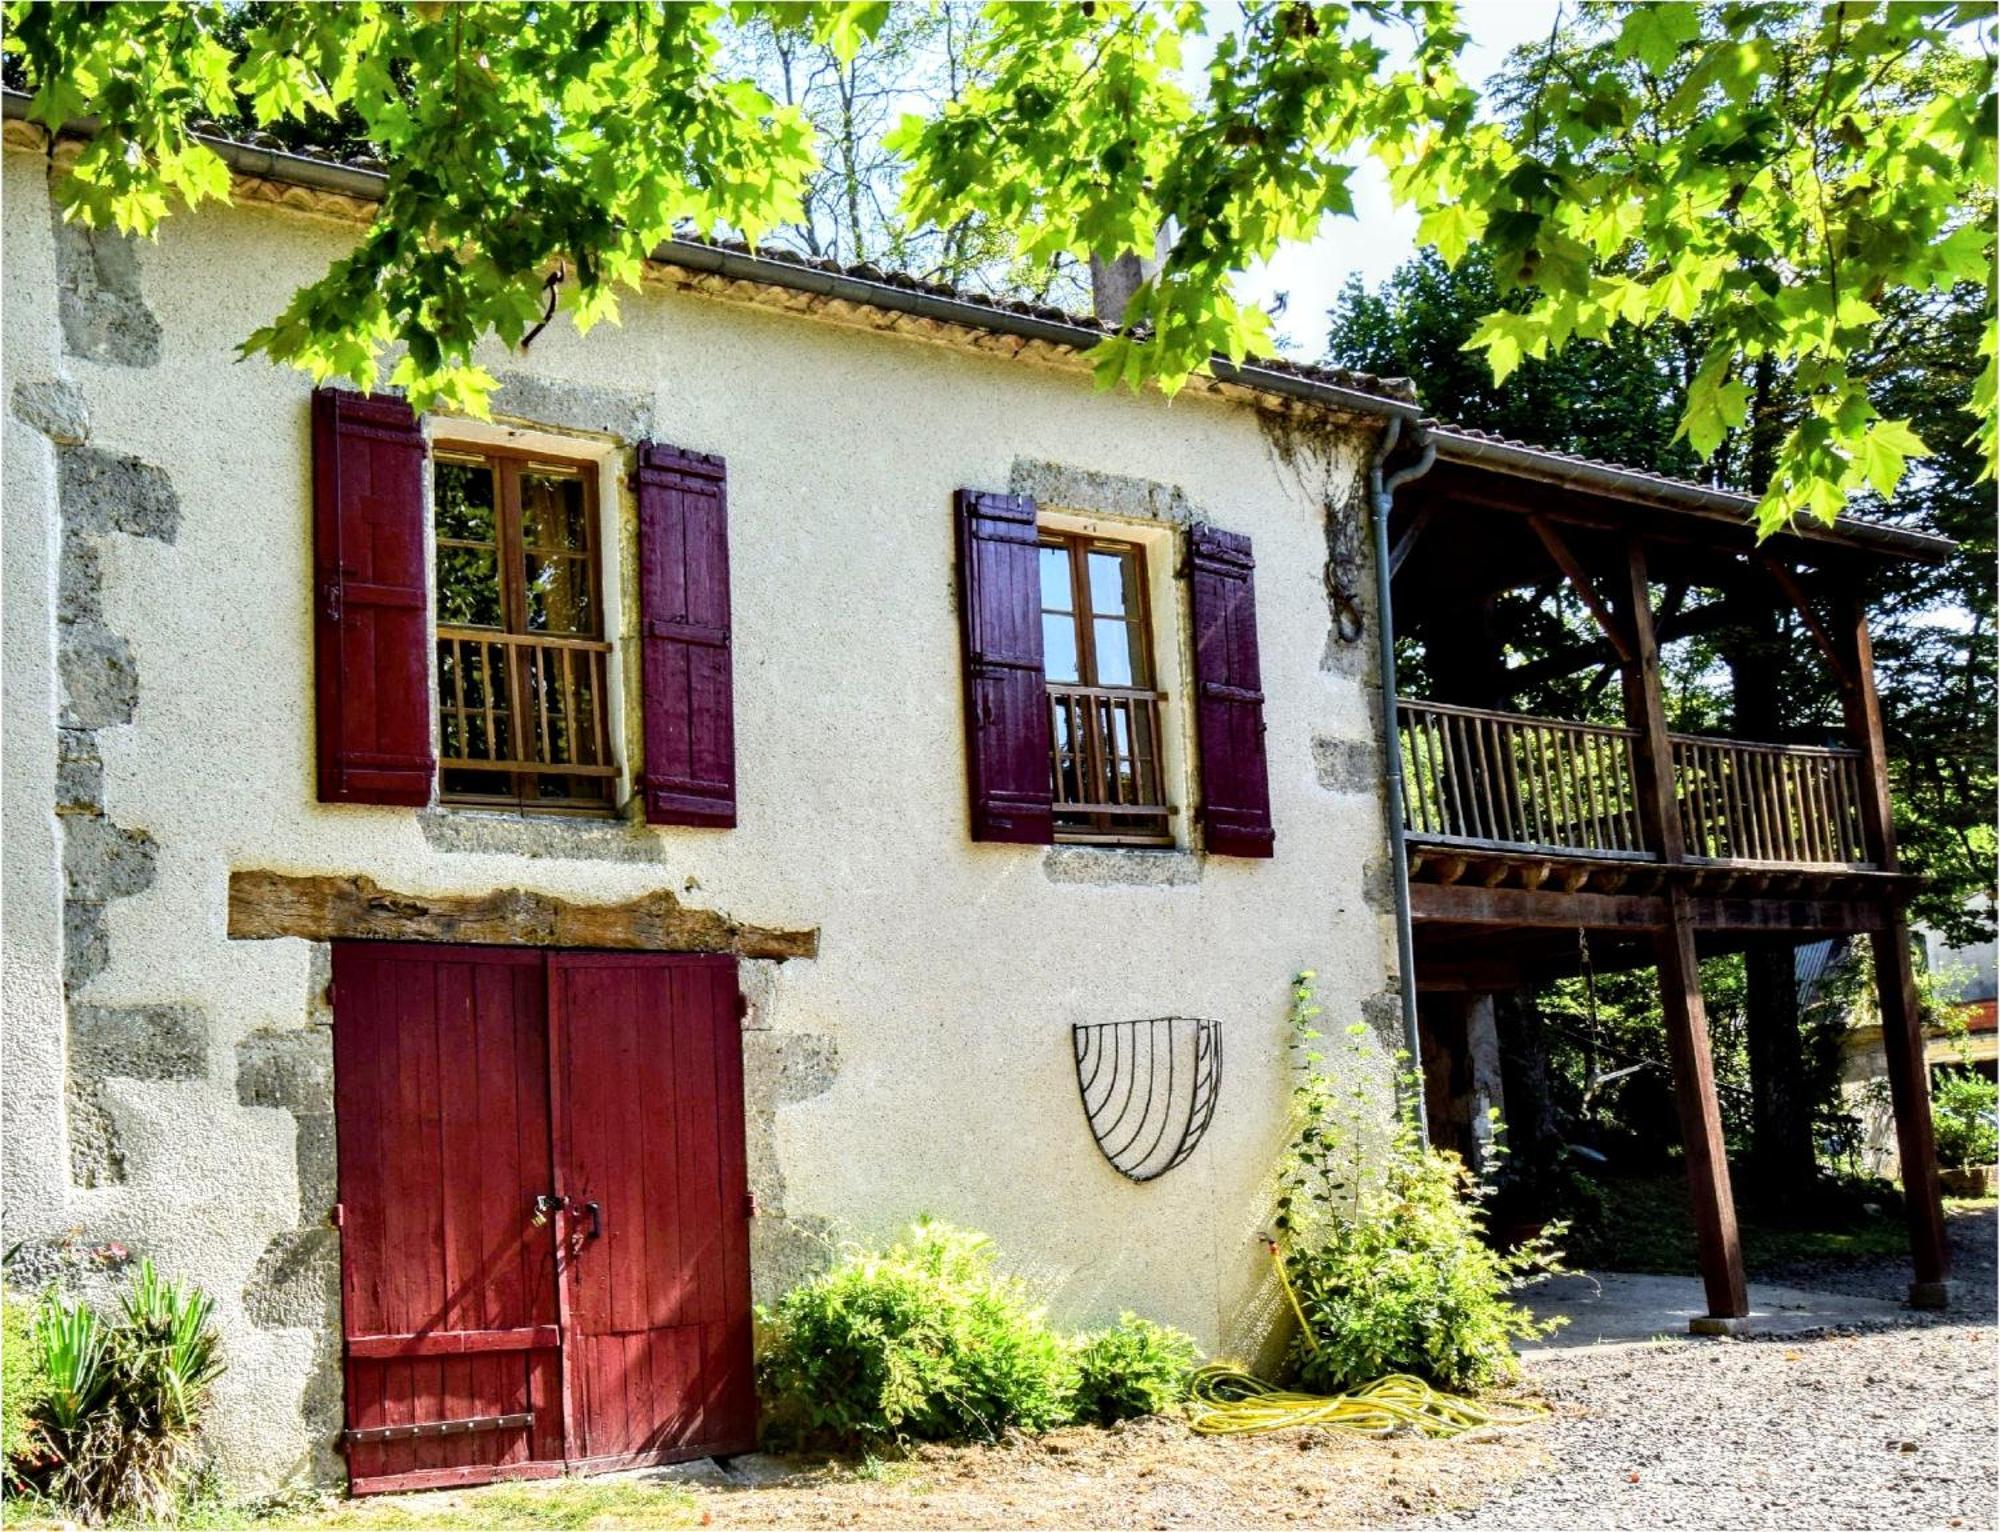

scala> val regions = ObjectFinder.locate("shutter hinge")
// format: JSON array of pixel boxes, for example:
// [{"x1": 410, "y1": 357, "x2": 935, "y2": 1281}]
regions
[
  {"x1": 745, "y1": 1191, "x2": 760, "y2": 1220},
  {"x1": 329, "y1": 1202, "x2": 345, "y2": 1229},
  {"x1": 318, "y1": 576, "x2": 343, "y2": 625}
]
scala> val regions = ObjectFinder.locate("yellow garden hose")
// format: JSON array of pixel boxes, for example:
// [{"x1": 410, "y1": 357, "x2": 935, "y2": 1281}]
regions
[{"x1": 1184, "y1": 1241, "x2": 1545, "y2": 1440}]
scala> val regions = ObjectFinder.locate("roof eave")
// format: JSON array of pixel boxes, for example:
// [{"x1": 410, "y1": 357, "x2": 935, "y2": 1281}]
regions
[{"x1": 1428, "y1": 429, "x2": 1954, "y2": 565}]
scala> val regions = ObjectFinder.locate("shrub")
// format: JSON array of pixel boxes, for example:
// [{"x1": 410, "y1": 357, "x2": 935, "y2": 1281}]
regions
[
  {"x1": 3, "y1": 1288, "x2": 48, "y2": 1475},
  {"x1": 21, "y1": 1260, "x2": 224, "y2": 1523},
  {"x1": 1274, "y1": 972, "x2": 1563, "y2": 1396},
  {"x1": 1933, "y1": 1068, "x2": 1999, "y2": 1169},
  {"x1": 1069, "y1": 1313, "x2": 1199, "y2": 1426},
  {"x1": 756, "y1": 1220, "x2": 1077, "y2": 1448}
]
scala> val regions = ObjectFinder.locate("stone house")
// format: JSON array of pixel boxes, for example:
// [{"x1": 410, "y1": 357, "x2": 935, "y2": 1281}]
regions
[
  {"x1": 2, "y1": 100, "x2": 1959, "y2": 1493},
  {"x1": 3, "y1": 113, "x2": 1417, "y2": 1491}
]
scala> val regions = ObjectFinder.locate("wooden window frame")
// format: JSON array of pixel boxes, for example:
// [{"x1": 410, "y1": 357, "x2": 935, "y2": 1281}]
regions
[
  {"x1": 432, "y1": 440, "x2": 617, "y2": 815},
  {"x1": 1039, "y1": 528, "x2": 1176, "y2": 846}
]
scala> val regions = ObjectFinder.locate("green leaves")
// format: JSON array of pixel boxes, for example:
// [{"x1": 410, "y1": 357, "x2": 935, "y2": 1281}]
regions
[{"x1": 5, "y1": 0, "x2": 1992, "y2": 532}]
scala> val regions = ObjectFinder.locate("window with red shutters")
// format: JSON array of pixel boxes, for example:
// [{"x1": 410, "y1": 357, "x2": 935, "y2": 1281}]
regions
[
  {"x1": 1188, "y1": 523, "x2": 1275, "y2": 858},
  {"x1": 635, "y1": 443, "x2": 735, "y2": 828},
  {"x1": 956, "y1": 489, "x2": 1055, "y2": 844},
  {"x1": 312, "y1": 388, "x2": 435, "y2": 806}
]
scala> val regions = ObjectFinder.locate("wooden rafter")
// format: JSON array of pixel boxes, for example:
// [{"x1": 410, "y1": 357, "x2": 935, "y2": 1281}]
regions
[
  {"x1": 1528, "y1": 515, "x2": 1636, "y2": 663},
  {"x1": 1758, "y1": 555, "x2": 1856, "y2": 693},
  {"x1": 1389, "y1": 503, "x2": 1440, "y2": 577}
]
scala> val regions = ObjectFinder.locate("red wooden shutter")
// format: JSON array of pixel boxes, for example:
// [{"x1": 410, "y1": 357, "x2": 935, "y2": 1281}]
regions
[
  {"x1": 312, "y1": 388, "x2": 434, "y2": 806},
  {"x1": 956, "y1": 489, "x2": 1053, "y2": 844},
  {"x1": 1189, "y1": 523, "x2": 1275, "y2": 858},
  {"x1": 635, "y1": 443, "x2": 735, "y2": 828}
]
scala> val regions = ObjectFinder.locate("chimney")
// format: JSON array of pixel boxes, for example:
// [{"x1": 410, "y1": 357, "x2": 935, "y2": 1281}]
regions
[{"x1": 1089, "y1": 226, "x2": 1172, "y2": 329}]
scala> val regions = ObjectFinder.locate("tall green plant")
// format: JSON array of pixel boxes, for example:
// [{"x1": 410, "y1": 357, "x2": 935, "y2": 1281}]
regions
[
  {"x1": 1274, "y1": 973, "x2": 1562, "y2": 1395},
  {"x1": 24, "y1": 1260, "x2": 224, "y2": 1524}
]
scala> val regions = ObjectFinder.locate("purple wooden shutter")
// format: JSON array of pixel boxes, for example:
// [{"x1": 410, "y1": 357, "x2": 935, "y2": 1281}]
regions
[
  {"x1": 635, "y1": 442, "x2": 735, "y2": 827},
  {"x1": 955, "y1": 489, "x2": 1053, "y2": 844},
  {"x1": 312, "y1": 388, "x2": 434, "y2": 806},
  {"x1": 1189, "y1": 523, "x2": 1275, "y2": 858}
]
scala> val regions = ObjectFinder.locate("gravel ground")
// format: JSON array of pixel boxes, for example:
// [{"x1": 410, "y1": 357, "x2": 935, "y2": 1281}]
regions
[{"x1": 1426, "y1": 1205, "x2": 1999, "y2": 1532}]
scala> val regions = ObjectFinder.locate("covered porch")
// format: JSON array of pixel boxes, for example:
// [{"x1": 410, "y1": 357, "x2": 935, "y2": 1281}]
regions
[{"x1": 1384, "y1": 428, "x2": 1957, "y2": 1322}]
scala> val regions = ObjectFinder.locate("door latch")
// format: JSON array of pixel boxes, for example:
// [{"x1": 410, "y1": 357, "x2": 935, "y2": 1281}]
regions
[{"x1": 531, "y1": 1193, "x2": 569, "y2": 1228}]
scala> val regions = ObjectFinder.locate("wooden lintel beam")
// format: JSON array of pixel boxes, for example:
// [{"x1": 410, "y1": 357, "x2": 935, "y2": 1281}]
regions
[
  {"x1": 1528, "y1": 515, "x2": 1636, "y2": 663},
  {"x1": 1758, "y1": 555, "x2": 1857, "y2": 693},
  {"x1": 226, "y1": 869, "x2": 820, "y2": 960}
]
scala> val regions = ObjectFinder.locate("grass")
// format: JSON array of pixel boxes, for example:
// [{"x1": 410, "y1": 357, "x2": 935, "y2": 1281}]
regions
[
  {"x1": 8, "y1": 1479, "x2": 704, "y2": 1531},
  {"x1": 1559, "y1": 1169, "x2": 1913, "y2": 1275}
]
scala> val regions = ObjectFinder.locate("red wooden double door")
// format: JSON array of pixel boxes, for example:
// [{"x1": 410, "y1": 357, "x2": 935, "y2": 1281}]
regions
[{"x1": 331, "y1": 943, "x2": 755, "y2": 1495}]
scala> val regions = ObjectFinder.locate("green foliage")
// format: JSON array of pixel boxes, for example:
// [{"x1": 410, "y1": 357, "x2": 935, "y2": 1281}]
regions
[
  {"x1": 754, "y1": 1219, "x2": 1078, "y2": 1448},
  {"x1": 19, "y1": 1259, "x2": 226, "y2": 1524},
  {"x1": 1554, "y1": 1168, "x2": 1911, "y2": 1274},
  {"x1": 1275, "y1": 973, "x2": 1562, "y2": 1396},
  {"x1": 2, "y1": 1288, "x2": 48, "y2": 1474},
  {"x1": 1931, "y1": 1069, "x2": 1999, "y2": 1169},
  {"x1": 1069, "y1": 1313, "x2": 1200, "y2": 1427},
  {"x1": 10, "y1": 3, "x2": 1990, "y2": 528}
]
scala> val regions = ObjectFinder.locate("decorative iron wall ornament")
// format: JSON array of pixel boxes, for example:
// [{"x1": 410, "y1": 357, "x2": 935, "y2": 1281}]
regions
[{"x1": 1071, "y1": 1017, "x2": 1221, "y2": 1182}]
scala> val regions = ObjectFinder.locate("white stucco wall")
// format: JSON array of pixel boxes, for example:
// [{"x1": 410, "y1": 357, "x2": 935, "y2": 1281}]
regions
[{"x1": 2, "y1": 140, "x2": 1400, "y2": 1488}]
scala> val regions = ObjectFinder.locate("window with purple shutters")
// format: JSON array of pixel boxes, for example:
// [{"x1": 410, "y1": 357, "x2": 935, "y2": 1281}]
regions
[
  {"x1": 635, "y1": 442, "x2": 736, "y2": 828},
  {"x1": 312, "y1": 388, "x2": 435, "y2": 806},
  {"x1": 1188, "y1": 523, "x2": 1275, "y2": 858},
  {"x1": 955, "y1": 489, "x2": 1055, "y2": 844}
]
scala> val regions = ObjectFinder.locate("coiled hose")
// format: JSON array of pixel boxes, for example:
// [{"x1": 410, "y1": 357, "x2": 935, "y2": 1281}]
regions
[{"x1": 1184, "y1": 1241, "x2": 1545, "y2": 1440}]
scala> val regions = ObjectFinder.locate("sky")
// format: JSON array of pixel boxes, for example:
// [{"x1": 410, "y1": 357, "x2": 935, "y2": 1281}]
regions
[{"x1": 1236, "y1": 1, "x2": 1562, "y2": 356}]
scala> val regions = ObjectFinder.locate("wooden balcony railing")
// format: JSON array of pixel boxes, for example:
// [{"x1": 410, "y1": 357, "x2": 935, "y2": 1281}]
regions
[
  {"x1": 1670, "y1": 732, "x2": 1870, "y2": 868},
  {"x1": 1048, "y1": 682, "x2": 1172, "y2": 845},
  {"x1": 437, "y1": 627, "x2": 616, "y2": 779},
  {"x1": 1399, "y1": 700, "x2": 1649, "y2": 858},
  {"x1": 1397, "y1": 699, "x2": 1874, "y2": 869}
]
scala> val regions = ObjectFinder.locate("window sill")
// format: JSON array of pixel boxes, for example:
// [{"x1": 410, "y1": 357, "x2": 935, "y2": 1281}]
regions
[
  {"x1": 1042, "y1": 844, "x2": 1201, "y2": 888},
  {"x1": 417, "y1": 807, "x2": 664, "y2": 864}
]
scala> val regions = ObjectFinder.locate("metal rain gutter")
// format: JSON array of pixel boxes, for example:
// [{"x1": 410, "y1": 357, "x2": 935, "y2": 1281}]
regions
[
  {"x1": 1428, "y1": 428, "x2": 1953, "y2": 564},
  {"x1": 1368, "y1": 417, "x2": 1438, "y2": 1137}
]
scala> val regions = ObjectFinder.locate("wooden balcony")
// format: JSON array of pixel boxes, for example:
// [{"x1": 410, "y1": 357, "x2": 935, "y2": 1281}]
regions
[{"x1": 1398, "y1": 698, "x2": 1874, "y2": 870}]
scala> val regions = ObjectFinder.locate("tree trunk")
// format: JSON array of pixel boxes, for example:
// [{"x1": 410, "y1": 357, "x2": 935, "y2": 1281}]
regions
[
  {"x1": 1492, "y1": 988, "x2": 1563, "y2": 1194},
  {"x1": 1726, "y1": 584, "x2": 1818, "y2": 1197}
]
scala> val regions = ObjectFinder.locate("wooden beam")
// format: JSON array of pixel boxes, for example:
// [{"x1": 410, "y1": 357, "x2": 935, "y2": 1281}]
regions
[
  {"x1": 1656, "y1": 887, "x2": 1750, "y2": 1319},
  {"x1": 1835, "y1": 588, "x2": 1950, "y2": 1301},
  {"x1": 227, "y1": 869, "x2": 820, "y2": 960},
  {"x1": 1411, "y1": 880, "x2": 1667, "y2": 929},
  {"x1": 1619, "y1": 538, "x2": 1685, "y2": 863},
  {"x1": 1410, "y1": 878, "x2": 1892, "y2": 934},
  {"x1": 1759, "y1": 556, "x2": 1856, "y2": 693},
  {"x1": 1389, "y1": 503, "x2": 1440, "y2": 577},
  {"x1": 1503, "y1": 596, "x2": 1732, "y2": 690},
  {"x1": 1529, "y1": 515, "x2": 1636, "y2": 663}
]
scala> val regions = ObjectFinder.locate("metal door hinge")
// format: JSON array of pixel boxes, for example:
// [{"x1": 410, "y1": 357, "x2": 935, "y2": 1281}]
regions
[
  {"x1": 328, "y1": 1202, "x2": 345, "y2": 1229},
  {"x1": 745, "y1": 1192, "x2": 760, "y2": 1219}
]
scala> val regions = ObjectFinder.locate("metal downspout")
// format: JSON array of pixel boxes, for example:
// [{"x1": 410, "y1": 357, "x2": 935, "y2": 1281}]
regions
[{"x1": 1369, "y1": 419, "x2": 1438, "y2": 1136}]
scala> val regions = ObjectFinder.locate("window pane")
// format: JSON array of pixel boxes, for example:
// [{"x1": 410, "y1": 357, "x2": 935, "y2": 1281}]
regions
[
  {"x1": 525, "y1": 554, "x2": 595, "y2": 634},
  {"x1": 1039, "y1": 545, "x2": 1073, "y2": 612},
  {"x1": 1043, "y1": 612, "x2": 1080, "y2": 682},
  {"x1": 520, "y1": 472, "x2": 589, "y2": 551},
  {"x1": 1087, "y1": 549, "x2": 1135, "y2": 618},
  {"x1": 435, "y1": 460, "x2": 496, "y2": 543},
  {"x1": 437, "y1": 545, "x2": 502, "y2": 627},
  {"x1": 435, "y1": 460, "x2": 502, "y2": 627},
  {"x1": 1093, "y1": 618, "x2": 1134, "y2": 686}
]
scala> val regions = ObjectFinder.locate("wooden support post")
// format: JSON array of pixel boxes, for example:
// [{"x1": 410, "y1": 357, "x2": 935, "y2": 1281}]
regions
[
  {"x1": 1622, "y1": 537, "x2": 1749, "y2": 1323},
  {"x1": 1655, "y1": 889, "x2": 1750, "y2": 1320},
  {"x1": 1836, "y1": 590, "x2": 1951, "y2": 1305}
]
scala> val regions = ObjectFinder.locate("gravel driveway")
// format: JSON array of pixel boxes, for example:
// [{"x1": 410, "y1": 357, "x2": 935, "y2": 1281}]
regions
[{"x1": 1428, "y1": 1205, "x2": 1998, "y2": 1532}]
